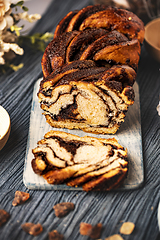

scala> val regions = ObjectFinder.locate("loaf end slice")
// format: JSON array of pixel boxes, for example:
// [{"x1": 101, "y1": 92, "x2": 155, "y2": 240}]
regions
[{"x1": 32, "y1": 130, "x2": 128, "y2": 191}]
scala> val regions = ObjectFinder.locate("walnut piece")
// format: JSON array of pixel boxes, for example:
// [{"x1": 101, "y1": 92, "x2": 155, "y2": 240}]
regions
[
  {"x1": 0, "y1": 209, "x2": 10, "y2": 226},
  {"x1": 12, "y1": 191, "x2": 30, "y2": 206},
  {"x1": 79, "y1": 222, "x2": 93, "y2": 236},
  {"x1": 49, "y1": 229, "x2": 64, "y2": 240},
  {"x1": 80, "y1": 222, "x2": 102, "y2": 239},
  {"x1": 90, "y1": 223, "x2": 103, "y2": 239},
  {"x1": 21, "y1": 222, "x2": 43, "y2": 236},
  {"x1": 119, "y1": 222, "x2": 135, "y2": 235},
  {"x1": 53, "y1": 202, "x2": 75, "y2": 218}
]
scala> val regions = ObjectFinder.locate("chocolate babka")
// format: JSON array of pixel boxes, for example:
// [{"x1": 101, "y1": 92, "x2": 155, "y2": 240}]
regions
[
  {"x1": 39, "y1": 4, "x2": 144, "y2": 134},
  {"x1": 32, "y1": 131, "x2": 128, "y2": 191}
]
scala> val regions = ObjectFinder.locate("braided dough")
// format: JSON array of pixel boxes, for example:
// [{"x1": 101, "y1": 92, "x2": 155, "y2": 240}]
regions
[
  {"x1": 31, "y1": 5, "x2": 145, "y2": 191},
  {"x1": 39, "y1": 5, "x2": 144, "y2": 134}
]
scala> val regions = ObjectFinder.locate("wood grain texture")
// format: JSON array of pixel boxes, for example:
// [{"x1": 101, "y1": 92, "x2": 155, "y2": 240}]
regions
[{"x1": 0, "y1": 0, "x2": 160, "y2": 239}]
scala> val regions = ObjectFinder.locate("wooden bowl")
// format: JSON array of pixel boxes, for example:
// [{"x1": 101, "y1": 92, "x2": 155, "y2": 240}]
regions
[
  {"x1": 0, "y1": 106, "x2": 11, "y2": 150},
  {"x1": 144, "y1": 18, "x2": 160, "y2": 62}
]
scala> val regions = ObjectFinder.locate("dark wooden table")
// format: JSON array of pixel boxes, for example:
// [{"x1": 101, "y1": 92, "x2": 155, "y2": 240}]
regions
[{"x1": 0, "y1": 0, "x2": 160, "y2": 239}]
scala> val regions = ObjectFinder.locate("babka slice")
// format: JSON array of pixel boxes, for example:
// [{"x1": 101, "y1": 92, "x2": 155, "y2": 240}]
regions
[
  {"x1": 32, "y1": 130, "x2": 128, "y2": 191},
  {"x1": 38, "y1": 60, "x2": 136, "y2": 134}
]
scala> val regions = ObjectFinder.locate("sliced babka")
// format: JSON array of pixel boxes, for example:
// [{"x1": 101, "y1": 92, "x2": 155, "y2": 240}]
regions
[{"x1": 32, "y1": 130, "x2": 128, "y2": 191}]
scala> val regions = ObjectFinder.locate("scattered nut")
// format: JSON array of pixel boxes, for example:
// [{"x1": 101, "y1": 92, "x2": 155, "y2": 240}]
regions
[
  {"x1": 53, "y1": 202, "x2": 75, "y2": 218},
  {"x1": 119, "y1": 222, "x2": 135, "y2": 235},
  {"x1": 12, "y1": 191, "x2": 30, "y2": 206},
  {"x1": 90, "y1": 223, "x2": 102, "y2": 239},
  {"x1": 80, "y1": 222, "x2": 102, "y2": 239},
  {"x1": 48, "y1": 229, "x2": 64, "y2": 240},
  {"x1": 105, "y1": 234, "x2": 124, "y2": 240},
  {"x1": 0, "y1": 209, "x2": 10, "y2": 226},
  {"x1": 21, "y1": 222, "x2": 43, "y2": 236},
  {"x1": 79, "y1": 222, "x2": 93, "y2": 236}
]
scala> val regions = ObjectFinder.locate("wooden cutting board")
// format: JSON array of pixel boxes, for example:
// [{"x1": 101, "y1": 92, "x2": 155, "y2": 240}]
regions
[{"x1": 23, "y1": 78, "x2": 144, "y2": 190}]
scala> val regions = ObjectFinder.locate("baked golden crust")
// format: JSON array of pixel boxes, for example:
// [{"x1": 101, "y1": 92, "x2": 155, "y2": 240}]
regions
[
  {"x1": 63, "y1": 5, "x2": 109, "y2": 33},
  {"x1": 54, "y1": 10, "x2": 79, "y2": 38},
  {"x1": 41, "y1": 31, "x2": 79, "y2": 78},
  {"x1": 54, "y1": 5, "x2": 144, "y2": 43},
  {"x1": 39, "y1": 5, "x2": 144, "y2": 134},
  {"x1": 32, "y1": 130, "x2": 128, "y2": 191},
  {"x1": 79, "y1": 8, "x2": 144, "y2": 43}
]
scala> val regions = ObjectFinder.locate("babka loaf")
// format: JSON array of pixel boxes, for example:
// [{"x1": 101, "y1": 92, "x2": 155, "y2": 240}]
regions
[
  {"x1": 39, "y1": 5, "x2": 145, "y2": 134},
  {"x1": 32, "y1": 131, "x2": 128, "y2": 191}
]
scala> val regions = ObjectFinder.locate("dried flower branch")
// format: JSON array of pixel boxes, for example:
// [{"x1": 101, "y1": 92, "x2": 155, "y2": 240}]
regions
[
  {"x1": 18, "y1": 32, "x2": 54, "y2": 52},
  {"x1": 0, "y1": 0, "x2": 52, "y2": 71}
]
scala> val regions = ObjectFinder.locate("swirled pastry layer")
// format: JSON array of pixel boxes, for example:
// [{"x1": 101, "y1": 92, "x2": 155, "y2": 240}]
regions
[{"x1": 32, "y1": 130, "x2": 128, "y2": 191}]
